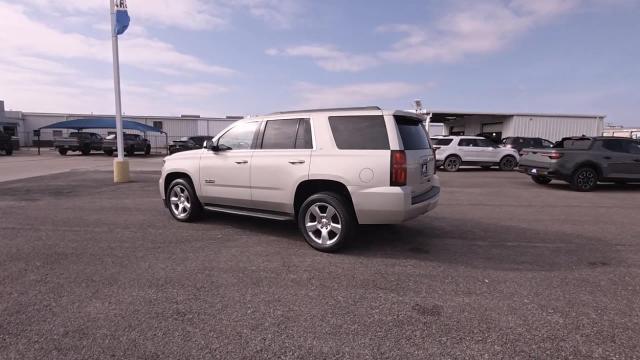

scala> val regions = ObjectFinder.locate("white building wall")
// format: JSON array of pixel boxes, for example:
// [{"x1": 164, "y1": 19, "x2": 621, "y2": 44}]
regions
[{"x1": 506, "y1": 115, "x2": 604, "y2": 142}]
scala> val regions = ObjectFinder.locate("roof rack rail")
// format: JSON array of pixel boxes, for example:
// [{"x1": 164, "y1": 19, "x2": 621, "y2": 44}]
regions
[{"x1": 270, "y1": 106, "x2": 382, "y2": 115}]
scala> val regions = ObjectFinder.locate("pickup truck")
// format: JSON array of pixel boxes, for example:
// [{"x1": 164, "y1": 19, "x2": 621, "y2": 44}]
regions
[
  {"x1": 0, "y1": 129, "x2": 13, "y2": 155},
  {"x1": 168, "y1": 136, "x2": 213, "y2": 154},
  {"x1": 102, "y1": 133, "x2": 151, "y2": 156},
  {"x1": 518, "y1": 136, "x2": 640, "y2": 191},
  {"x1": 54, "y1": 132, "x2": 104, "y2": 155}
]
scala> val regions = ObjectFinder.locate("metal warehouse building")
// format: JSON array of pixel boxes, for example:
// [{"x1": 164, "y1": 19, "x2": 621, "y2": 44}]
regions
[
  {"x1": 1, "y1": 100, "x2": 606, "y2": 148},
  {"x1": 424, "y1": 110, "x2": 605, "y2": 143},
  {"x1": 3, "y1": 107, "x2": 240, "y2": 149}
]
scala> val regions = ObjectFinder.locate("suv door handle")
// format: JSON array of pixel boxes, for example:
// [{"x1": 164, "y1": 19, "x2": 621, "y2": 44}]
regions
[
  {"x1": 288, "y1": 160, "x2": 306, "y2": 165},
  {"x1": 634, "y1": 159, "x2": 640, "y2": 163},
  {"x1": 235, "y1": 160, "x2": 248, "y2": 164},
  {"x1": 603, "y1": 156, "x2": 612, "y2": 160}
]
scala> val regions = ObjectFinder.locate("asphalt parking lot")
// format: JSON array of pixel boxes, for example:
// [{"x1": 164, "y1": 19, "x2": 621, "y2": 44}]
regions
[{"x1": 1, "y1": 162, "x2": 639, "y2": 358}]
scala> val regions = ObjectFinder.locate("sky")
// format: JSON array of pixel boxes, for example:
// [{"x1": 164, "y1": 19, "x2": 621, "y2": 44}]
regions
[{"x1": 0, "y1": 0, "x2": 639, "y2": 126}]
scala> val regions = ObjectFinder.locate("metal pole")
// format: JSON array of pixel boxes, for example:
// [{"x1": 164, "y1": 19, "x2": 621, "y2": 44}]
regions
[{"x1": 110, "y1": 0, "x2": 124, "y2": 161}]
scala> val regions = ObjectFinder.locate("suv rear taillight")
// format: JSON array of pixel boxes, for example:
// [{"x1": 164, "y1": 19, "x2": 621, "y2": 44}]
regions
[
  {"x1": 544, "y1": 151, "x2": 563, "y2": 160},
  {"x1": 391, "y1": 150, "x2": 407, "y2": 186}
]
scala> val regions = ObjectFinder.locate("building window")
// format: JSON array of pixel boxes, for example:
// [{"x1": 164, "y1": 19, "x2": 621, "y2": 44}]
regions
[
  {"x1": 153, "y1": 121, "x2": 163, "y2": 130},
  {"x1": 53, "y1": 130, "x2": 63, "y2": 138}
]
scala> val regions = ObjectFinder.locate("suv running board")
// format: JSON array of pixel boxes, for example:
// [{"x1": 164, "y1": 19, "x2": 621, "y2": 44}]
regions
[{"x1": 203, "y1": 205, "x2": 293, "y2": 221}]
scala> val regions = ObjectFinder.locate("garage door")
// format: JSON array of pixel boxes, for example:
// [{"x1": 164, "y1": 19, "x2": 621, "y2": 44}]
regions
[{"x1": 482, "y1": 123, "x2": 503, "y2": 133}]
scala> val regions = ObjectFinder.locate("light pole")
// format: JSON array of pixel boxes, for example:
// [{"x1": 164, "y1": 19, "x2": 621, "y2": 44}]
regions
[{"x1": 110, "y1": 0, "x2": 129, "y2": 183}]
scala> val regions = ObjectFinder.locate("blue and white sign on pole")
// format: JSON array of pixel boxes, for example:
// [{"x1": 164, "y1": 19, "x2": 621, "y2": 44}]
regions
[
  {"x1": 114, "y1": 0, "x2": 130, "y2": 35},
  {"x1": 110, "y1": 0, "x2": 130, "y2": 182}
]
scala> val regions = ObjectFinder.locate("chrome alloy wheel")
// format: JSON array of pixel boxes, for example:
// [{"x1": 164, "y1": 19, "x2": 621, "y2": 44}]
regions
[
  {"x1": 305, "y1": 203, "x2": 342, "y2": 245},
  {"x1": 169, "y1": 185, "x2": 191, "y2": 219}
]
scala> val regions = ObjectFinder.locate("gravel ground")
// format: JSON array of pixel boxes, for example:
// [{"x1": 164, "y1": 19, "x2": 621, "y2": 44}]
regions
[{"x1": 1, "y1": 170, "x2": 639, "y2": 359}]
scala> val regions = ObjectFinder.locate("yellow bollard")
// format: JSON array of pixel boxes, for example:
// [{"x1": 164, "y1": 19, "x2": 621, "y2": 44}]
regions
[{"x1": 113, "y1": 159, "x2": 130, "y2": 183}]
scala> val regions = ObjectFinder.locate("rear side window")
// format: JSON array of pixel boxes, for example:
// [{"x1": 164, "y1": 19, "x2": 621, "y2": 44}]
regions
[
  {"x1": 329, "y1": 115, "x2": 389, "y2": 150},
  {"x1": 458, "y1": 139, "x2": 478, "y2": 147},
  {"x1": 602, "y1": 139, "x2": 640, "y2": 154},
  {"x1": 394, "y1": 116, "x2": 430, "y2": 150},
  {"x1": 295, "y1": 119, "x2": 313, "y2": 149},
  {"x1": 432, "y1": 138, "x2": 453, "y2": 146},
  {"x1": 556, "y1": 139, "x2": 592, "y2": 149}
]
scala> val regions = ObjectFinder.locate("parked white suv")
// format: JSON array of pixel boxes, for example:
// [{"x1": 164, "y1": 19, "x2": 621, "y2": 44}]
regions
[
  {"x1": 431, "y1": 136, "x2": 519, "y2": 172},
  {"x1": 160, "y1": 107, "x2": 440, "y2": 252}
]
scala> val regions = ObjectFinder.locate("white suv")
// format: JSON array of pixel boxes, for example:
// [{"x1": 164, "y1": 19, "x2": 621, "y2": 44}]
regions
[
  {"x1": 160, "y1": 107, "x2": 440, "y2": 252},
  {"x1": 431, "y1": 136, "x2": 519, "y2": 172}
]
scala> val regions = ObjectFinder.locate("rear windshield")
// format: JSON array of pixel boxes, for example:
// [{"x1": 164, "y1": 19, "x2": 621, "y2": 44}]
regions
[
  {"x1": 328, "y1": 115, "x2": 390, "y2": 150},
  {"x1": 394, "y1": 116, "x2": 430, "y2": 150},
  {"x1": 555, "y1": 139, "x2": 592, "y2": 149},
  {"x1": 431, "y1": 138, "x2": 453, "y2": 146}
]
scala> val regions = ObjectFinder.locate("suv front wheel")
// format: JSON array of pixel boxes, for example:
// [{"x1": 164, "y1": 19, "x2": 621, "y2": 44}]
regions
[
  {"x1": 298, "y1": 192, "x2": 354, "y2": 252},
  {"x1": 167, "y1": 178, "x2": 202, "y2": 222}
]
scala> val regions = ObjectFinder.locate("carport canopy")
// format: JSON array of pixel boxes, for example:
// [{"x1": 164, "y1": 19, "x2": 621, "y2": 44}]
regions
[{"x1": 40, "y1": 117, "x2": 165, "y2": 133}]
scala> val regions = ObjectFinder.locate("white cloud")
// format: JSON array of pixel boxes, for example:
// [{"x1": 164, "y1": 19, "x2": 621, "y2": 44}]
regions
[
  {"x1": 0, "y1": 3, "x2": 235, "y2": 76},
  {"x1": 294, "y1": 82, "x2": 428, "y2": 108},
  {"x1": 267, "y1": 45, "x2": 380, "y2": 72},
  {"x1": 379, "y1": 0, "x2": 580, "y2": 63},
  {"x1": 225, "y1": 0, "x2": 302, "y2": 28},
  {"x1": 0, "y1": 2, "x2": 235, "y2": 115},
  {"x1": 21, "y1": 0, "x2": 301, "y2": 30},
  {"x1": 162, "y1": 83, "x2": 230, "y2": 97}
]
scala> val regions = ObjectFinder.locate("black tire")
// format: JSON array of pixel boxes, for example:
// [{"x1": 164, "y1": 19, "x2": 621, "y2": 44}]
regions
[
  {"x1": 443, "y1": 155, "x2": 461, "y2": 172},
  {"x1": 104, "y1": 150, "x2": 114, "y2": 156},
  {"x1": 166, "y1": 178, "x2": 203, "y2": 222},
  {"x1": 499, "y1": 155, "x2": 517, "y2": 171},
  {"x1": 4, "y1": 147, "x2": 13, "y2": 156},
  {"x1": 297, "y1": 192, "x2": 355, "y2": 252},
  {"x1": 531, "y1": 175, "x2": 552, "y2": 185},
  {"x1": 570, "y1": 167, "x2": 598, "y2": 192},
  {"x1": 58, "y1": 148, "x2": 68, "y2": 156},
  {"x1": 126, "y1": 146, "x2": 135, "y2": 157},
  {"x1": 144, "y1": 144, "x2": 151, "y2": 156},
  {"x1": 81, "y1": 144, "x2": 91, "y2": 156}
]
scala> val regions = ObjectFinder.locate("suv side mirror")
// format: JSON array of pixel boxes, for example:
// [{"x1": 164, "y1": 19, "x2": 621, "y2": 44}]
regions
[{"x1": 207, "y1": 141, "x2": 231, "y2": 152}]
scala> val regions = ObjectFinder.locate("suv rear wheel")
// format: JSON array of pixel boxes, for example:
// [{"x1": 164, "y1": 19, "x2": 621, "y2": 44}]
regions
[
  {"x1": 443, "y1": 155, "x2": 461, "y2": 172},
  {"x1": 298, "y1": 192, "x2": 354, "y2": 252},
  {"x1": 58, "y1": 149, "x2": 68, "y2": 156},
  {"x1": 167, "y1": 178, "x2": 202, "y2": 222},
  {"x1": 570, "y1": 167, "x2": 598, "y2": 192}
]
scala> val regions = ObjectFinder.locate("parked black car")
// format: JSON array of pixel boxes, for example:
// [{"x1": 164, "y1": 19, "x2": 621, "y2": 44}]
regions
[
  {"x1": 0, "y1": 129, "x2": 13, "y2": 155},
  {"x1": 102, "y1": 133, "x2": 151, "y2": 156},
  {"x1": 168, "y1": 136, "x2": 213, "y2": 154},
  {"x1": 502, "y1": 137, "x2": 554, "y2": 155},
  {"x1": 518, "y1": 136, "x2": 640, "y2": 191},
  {"x1": 54, "y1": 132, "x2": 104, "y2": 155}
]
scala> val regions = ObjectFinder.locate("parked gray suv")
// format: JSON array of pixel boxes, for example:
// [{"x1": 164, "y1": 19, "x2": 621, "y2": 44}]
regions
[{"x1": 518, "y1": 136, "x2": 640, "y2": 191}]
